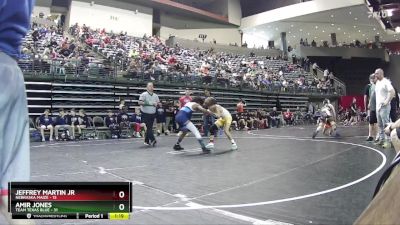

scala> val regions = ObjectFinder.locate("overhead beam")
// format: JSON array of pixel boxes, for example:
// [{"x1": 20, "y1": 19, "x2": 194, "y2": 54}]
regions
[{"x1": 150, "y1": 0, "x2": 229, "y2": 23}]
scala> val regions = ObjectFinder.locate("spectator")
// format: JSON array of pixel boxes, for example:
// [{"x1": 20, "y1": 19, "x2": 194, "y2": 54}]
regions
[
  {"x1": 105, "y1": 110, "x2": 119, "y2": 138},
  {"x1": 237, "y1": 98, "x2": 246, "y2": 115},
  {"x1": 270, "y1": 107, "x2": 280, "y2": 128},
  {"x1": 203, "y1": 89, "x2": 215, "y2": 136},
  {"x1": 138, "y1": 82, "x2": 160, "y2": 146},
  {"x1": 283, "y1": 109, "x2": 294, "y2": 125},
  {"x1": 39, "y1": 109, "x2": 54, "y2": 142},
  {"x1": 348, "y1": 97, "x2": 358, "y2": 125},
  {"x1": 312, "y1": 63, "x2": 318, "y2": 77},
  {"x1": 68, "y1": 109, "x2": 79, "y2": 139},
  {"x1": 118, "y1": 106, "x2": 130, "y2": 137},
  {"x1": 390, "y1": 87, "x2": 399, "y2": 123},
  {"x1": 119, "y1": 98, "x2": 126, "y2": 110},
  {"x1": 365, "y1": 74, "x2": 378, "y2": 142},
  {"x1": 54, "y1": 108, "x2": 72, "y2": 140},
  {"x1": 156, "y1": 102, "x2": 168, "y2": 136},
  {"x1": 77, "y1": 109, "x2": 89, "y2": 137},
  {"x1": 375, "y1": 68, "x2": 395, "y2": 148}
]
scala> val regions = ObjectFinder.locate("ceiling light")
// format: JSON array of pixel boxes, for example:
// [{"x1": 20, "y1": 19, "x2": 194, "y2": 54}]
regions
[
  {"x1": 315, "y1": 26, "x2": 318, "y2": 29},
  {"x1": 299, "y1": 29, "x2": 303, "y2": 32},
  {"x1": 358, "y1": 30, "x2": 361, "y2": 32},
  {"x1": 383, "y1": 39, "x2": 386, "y2": 42},
  {"x1": 322, "y1": 30, "x2": 325, "y2": 33},
  {"x1": 387, "y1": 10, "x2": 393, "y2": 17},
  {"x1": 396, "y1": 27, "x2": 400, "y2": 33},
  {"x1": 353, "y1": 25, "x2": 357, "y2": 28},
  {"x1": 396, "y1": 38, "x2": 399, "y2": 41},
  {"x1": 307, "y1": 33, "x2": 310, "y2": 35},
  {"x1": 343, "y1": 32, "x2": 346, "y2": 34},
  {"x1": 331, "y1": 15, "x2": 334, "y2": 18},
  {"x1": 337, "y1": 27, "x2": 341, "y2": 31},
  {"x1": 373, "y1": 28, "x2": 376, "y2": 31},
  {"x1": 291, "y1": 24, "x2": 294, "y2": 27},
  {"x1": 288, "y1": 31, "x2": 291, "y2": 34},
  {"x1": 275, "y1": 27, "x2": 278, "y2": 31},
  {"x1": 349, "y1": 11, "x2": 352, "y2": 15},
  {"x1": 331, "y1": 23, "x2": 334, "y2": 26},
  {"x1": 293, "y1": 35, "x2": 296, "y2": 38},
  {"x1": 354, "y1": 18, "x2": 358, "y2": 20},
  {"x1": 377, "y1": 32, "x2": 380, "y2": 35},
  {"x1": 314, "y1": 36, "x2": 317, "y2": 39},
  {"x1": 362, "y1": 34, "x2": 365, "y2": 36}
]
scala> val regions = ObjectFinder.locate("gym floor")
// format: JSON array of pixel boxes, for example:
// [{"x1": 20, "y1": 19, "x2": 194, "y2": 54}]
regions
[{"x1": 0, "y1": 126, "x2": 395, "y2": 225}]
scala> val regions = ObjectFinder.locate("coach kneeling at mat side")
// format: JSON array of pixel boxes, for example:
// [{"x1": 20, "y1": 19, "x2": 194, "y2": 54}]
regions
[
  {"x1": 384, "y1": 120, "x2": 400, "y2": 153},
  {"x1": 138, "y1": 82, "x2": 160, "y2": 147}
]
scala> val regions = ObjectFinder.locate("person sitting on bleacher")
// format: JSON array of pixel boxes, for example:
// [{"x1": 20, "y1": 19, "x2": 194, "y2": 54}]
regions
[
  {"x1": 105, "y1": 110, "x2": 120, "y2": 139},
  {"x1": 54, "y1": 108, "x2": 72, "y2": 141},
  {"x1": 68, "y1": 109, "x2": 79, "y2": 139},
  {"x1": 39, "y1": 109, "x2": 54, "y2": 142},
  {"x1": 283, "y1": 109, "x2": 294, "y2": 125},
  {"x1": 76, "y1": 109, "x2": 89, "y2": 138},
  {"x1": 118, "y1": 106, "x2": 130, "y2": 137},
  {"x1": 131, "y1": 109, "x2": 147, "y2": 138}
]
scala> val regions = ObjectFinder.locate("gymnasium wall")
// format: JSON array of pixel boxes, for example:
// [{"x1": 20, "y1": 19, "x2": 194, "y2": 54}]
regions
[
  {"x1": 160, "y1": 26, "x2": 241, "y2": 45},
  {"x1": 32, "y1": 6, "x2": 51, "y2": 17},
  {"x1": 386, "y1": 55, "x2": 400, "y2": 90},
  {"x1": 68, "y1": 0, "x2": 153, "y2": 37}
]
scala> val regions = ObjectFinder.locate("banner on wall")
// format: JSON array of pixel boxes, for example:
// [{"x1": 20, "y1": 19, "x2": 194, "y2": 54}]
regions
[{"x1": 339, "y1": 95, "x2": 364, "y2": 111}]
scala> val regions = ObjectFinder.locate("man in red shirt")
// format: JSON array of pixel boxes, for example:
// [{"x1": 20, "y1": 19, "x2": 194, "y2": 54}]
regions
[
  {"x1": 236, "y1": 98, "x2": 246, "y2": 115},
  {"x1": 283, "y1": 109, "x2": 294, "y2": 125},
  {"x1": 179, "y1": 89, "x2": 192, "y2": 109}
]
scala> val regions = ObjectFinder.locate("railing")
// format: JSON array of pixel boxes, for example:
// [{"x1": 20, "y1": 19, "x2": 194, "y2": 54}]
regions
[
  {"x1": 315, "y1": 67, "x2": 346, "y2": 95},
  {"x1": 19, "y1": 59, "x2": 343, "y2": 96}
]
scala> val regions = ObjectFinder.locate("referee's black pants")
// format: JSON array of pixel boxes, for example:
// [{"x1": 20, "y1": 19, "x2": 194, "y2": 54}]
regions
[{"x1": 141, "y1": 111, "x2": 156, "y2": 143}]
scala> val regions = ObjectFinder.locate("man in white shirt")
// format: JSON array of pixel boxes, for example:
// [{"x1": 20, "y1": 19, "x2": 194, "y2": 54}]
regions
[{"x1": 374, "y1": 68, "x2": 395, "y2": 148}]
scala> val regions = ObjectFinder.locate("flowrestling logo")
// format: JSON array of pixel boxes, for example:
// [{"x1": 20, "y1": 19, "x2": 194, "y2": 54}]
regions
[{"x1": 368, "y1": 10, "x2": 389, "y2": 19}]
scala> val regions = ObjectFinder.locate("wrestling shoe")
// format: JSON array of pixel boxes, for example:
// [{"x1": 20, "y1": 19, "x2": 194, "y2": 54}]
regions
[
  {"x1": 173, "y1": 144, "x2": 184, "y2": 151},
  {"x1": 206, "y1": 142, "x2": 214, "y2": 150},
  {"x1": 202, "y1": 147, "x2": 211, "y2": 153},
  {"x1": 365, "y1": 136, "x2": 373, "y2": 141},
  {"x1": 231, "y1": 143, "x2": 238, "y2": 150},
  {"x1": 382, "y1": 141, "x2": 392, "y2": 149},
  {"x1": 312, "y1": 131, "x2": 318, "y2": 139}
]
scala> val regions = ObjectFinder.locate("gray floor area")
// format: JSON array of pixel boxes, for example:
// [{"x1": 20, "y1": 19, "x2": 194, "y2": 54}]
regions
[{"x1": 0, "y1": 126, "x2": 395, "y2": 225}]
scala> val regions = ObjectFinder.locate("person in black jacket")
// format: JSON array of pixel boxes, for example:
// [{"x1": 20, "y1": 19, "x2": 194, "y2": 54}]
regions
[
  {"x1": 39, "y1": 109, "x2": 53, "y2": 142},
  {"x1": 270, "y1": 107, "x2": 281, "y2": 128},
  {"x1": 54, "y1": 108, "x2": 71, "y2": 140},
  {"x1": 118, "y1": 106, "x2": 130, "y2": 137},
  {"x1": 390, "y1": 87, "x2": 399, "y2": 123}
]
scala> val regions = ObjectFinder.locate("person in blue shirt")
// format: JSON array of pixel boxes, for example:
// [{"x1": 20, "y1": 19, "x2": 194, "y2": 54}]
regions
[
  {"x1": 54, "y1": 108, "x2": 72, "y2": 140},
  {"x1": 156, "y1": 102, "x2": 169, "y2": 136},
  {"x1": 105, "y1": 110, "x2": 119, "y2": 138},
  {"x1": 0, "y1": 1, "x2": 35, "y2": 223},
  {"x1": 39, "y1": 109, "x2": 54, "y2": 142}
]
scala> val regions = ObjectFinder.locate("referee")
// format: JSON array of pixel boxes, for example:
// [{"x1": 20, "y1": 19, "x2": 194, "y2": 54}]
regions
[{"x1": 139, "y1": 82, "x2": 160, "y2": 146}]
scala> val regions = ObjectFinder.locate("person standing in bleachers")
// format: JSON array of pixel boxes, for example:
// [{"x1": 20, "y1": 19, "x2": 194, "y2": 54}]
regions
[
  {"x1": 138, "y1": 82, "x2": 160, "y2": 147},
  {"x1": 39, "y1": 109, "x2": 54, "y2": 142},
  {"x1": 156, "y1": 102, "x2": 168, "y2": 136},
  {"x1": 54, "y1": 108, "x2": 72, "y2": 141},
  {"x1": 203, "y1": 89, "x2": 215, "y2": 136}
]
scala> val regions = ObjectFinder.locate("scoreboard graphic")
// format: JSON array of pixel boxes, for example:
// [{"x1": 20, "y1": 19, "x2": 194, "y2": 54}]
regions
[{"x1": 8, "y1": 182, "x2": 132, "y2": 220}]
